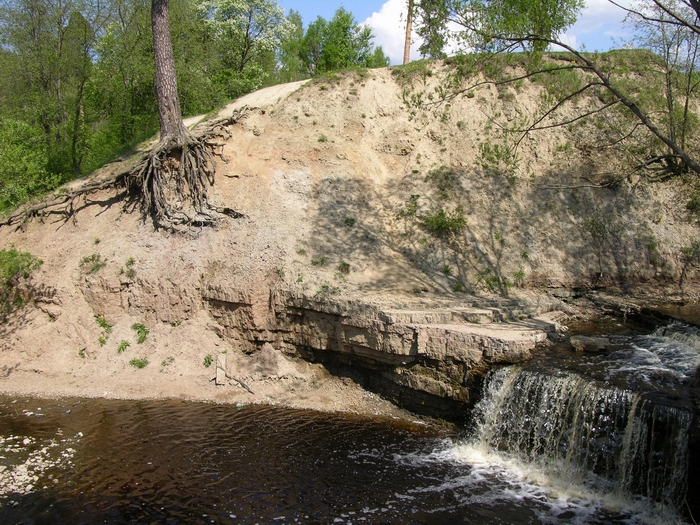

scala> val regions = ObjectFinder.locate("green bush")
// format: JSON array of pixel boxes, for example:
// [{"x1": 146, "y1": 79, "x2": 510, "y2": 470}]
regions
[
  {"x1": 0, "y1": 119, "x2": 64, "y2": 215},
  {"x1": 425, "y1": 166, "x2": 458, "y2": 200},
  {"x1": 131, "y1": 323, "x2": 149, "y2": 344},
  {"x1": 422, "y1": 207, "x2": 466, "y2": 235},
  {"x1": 0, "y1": 248, "x2": 42, "y2": 319},
  {"x1": 80, "y1": 253, "x2": 106, "y2": 273},
  {"x1": 129, "y1": 358, "x2": 149, "y2": 369}
]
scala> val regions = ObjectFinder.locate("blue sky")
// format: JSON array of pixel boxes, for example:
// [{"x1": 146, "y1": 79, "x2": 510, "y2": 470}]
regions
[{"x1": 277, "y1": 0, "x2": 633, "y2": 65}]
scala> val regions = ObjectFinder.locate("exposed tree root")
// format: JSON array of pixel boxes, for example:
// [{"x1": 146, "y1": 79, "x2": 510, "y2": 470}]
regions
[{"x1": 2, "y1": 107, "x2": 249, "y2": 230}]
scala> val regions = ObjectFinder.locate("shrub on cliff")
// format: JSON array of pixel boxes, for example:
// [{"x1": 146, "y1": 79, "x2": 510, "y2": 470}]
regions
[{"x1": 0, "y1": 248, "x2": 42, "y2": 321}]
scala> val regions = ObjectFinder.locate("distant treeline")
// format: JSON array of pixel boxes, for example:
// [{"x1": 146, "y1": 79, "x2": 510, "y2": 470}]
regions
[{"x1": 0, "y1": 0, "x2": 389, "y2": 214}]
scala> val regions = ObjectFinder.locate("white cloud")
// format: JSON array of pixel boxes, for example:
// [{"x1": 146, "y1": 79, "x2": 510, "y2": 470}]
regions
[
  {"x1": 363, "y1": 0, "x2": 420, "y2": 65},
  {"x1": 365, "y1": 0, "x2": 633, "y2": 62},
  {"x1": 564, "y1": 0, "x2": 634, "y2": 50},
  {"x1": 556, "y1": 33, "x2": 579, "y2": 50}
]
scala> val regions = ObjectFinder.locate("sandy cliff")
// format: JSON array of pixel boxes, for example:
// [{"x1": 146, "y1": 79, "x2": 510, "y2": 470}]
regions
[{"x1": 1, "y1": 63, "x2": 698, "y2": 419}]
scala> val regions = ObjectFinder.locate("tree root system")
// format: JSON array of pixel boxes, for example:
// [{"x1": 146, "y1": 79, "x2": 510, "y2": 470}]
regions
[{"x1": 2, "y1": 107, "x2": 249, "y2": 230}]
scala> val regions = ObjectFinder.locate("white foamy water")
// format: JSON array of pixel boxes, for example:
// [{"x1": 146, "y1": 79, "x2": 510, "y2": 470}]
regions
[
  {"x1": 0, "y1": 428, "x2": 81, "y2": 497},
  {"x1": 386, "y1": 438, "x2": 686, "y2": 525}
]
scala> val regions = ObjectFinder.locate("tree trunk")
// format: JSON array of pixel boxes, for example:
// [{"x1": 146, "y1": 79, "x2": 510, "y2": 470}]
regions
[
  {"x1": 403, "y1": 0, "x2": 414, "y2": 65},
  {"x1": 151, "y1": 0, "x2": 188, "y2": 144}
]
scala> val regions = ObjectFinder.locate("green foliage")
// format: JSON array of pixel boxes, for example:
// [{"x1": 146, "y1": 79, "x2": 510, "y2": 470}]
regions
[
  {"x1": 338, "y1": 262, "x2": 350, "y2": 274},
  {"x1": 0, "y1": 248, "x2": 42, "y2": 319},
  {"x1": 203, "y1": 354, "x2": 213, "y2": 367},
  {"x1": 129, "y1": 358, "x2": 149, "y2": 369},
  {"x1": 463, "y1": 0, "x2": 584, "y2": 52},
  {"x1": 311, "y1": 256, "x2": 327, "y2": 266},
  {"x1": 531, "y1": 66, "x2": 584, "y2": 102},
  {"x1": 425, "y1": 166, "x2": 458, "y2": 199},
  {"x1": 299, "y1": 8, "x2": 388, "y2": 77},
  {"x1": 131, "y1": 323, "x2": 149, "y2": 344},
  {"x1": 397, "y1": 195, "x2": 420, "y2": 219},
  {"x1": 0, "y1": 119, "x2": 64, "y2": 215},
  {"x1": 95, "y1": 315, "x2": 112, "y2": 346},
  {"x1": 122, "y1": 256, "x2": 137, "y2": 279},
  {"x1": 315, "y1": 283, "x2": 340, "y2": 295},
  {"x1": 117, "y1": 340, "x2": 130, "y2": 354},
  {"x1": 422, "y1": 207, "x2": 466, "y2": 235},
  {"x1": 688, "y1": 193, "x2": 700, "y2": 219},
  {"x1": 477, "y1": 268, "x2": 512, "y2": 293},
  {"x1": 477, "y1": 142, "x2": 520, "y2": 180},
  {"x1": 318, "y1": 135, "x2": 327, "y2": 142},
  {"x1": 80, "y1": 254, "x2": 106, "y2": 273},
  {"x1": 679, "y1": 240, "x2": 700, "y2": 289},
  {"x1": 391, "y1": 60, "x2": 434, "y2": 86},
  {"x1": 197, "y1": 0, "x2": 291, "y2": 99},
  {"x1": 95, "y1": 315, "x2": 113, "y2": 333},
  {"x1": 344, "y1": 217, "x2": 355, "y2": 227}
]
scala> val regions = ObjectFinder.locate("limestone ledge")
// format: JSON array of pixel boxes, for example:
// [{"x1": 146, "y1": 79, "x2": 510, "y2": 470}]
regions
[{"x1": 203, "y1": 287, "x2": 558, "y2": 362}]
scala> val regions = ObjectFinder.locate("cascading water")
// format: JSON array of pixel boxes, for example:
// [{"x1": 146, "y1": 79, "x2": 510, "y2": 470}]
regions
[
  {"x1": 464, "y1": 318, "x2": 699, "y2": 521},
  {"x1": 0, "y1": 319, "x2": 697, "y2": 524},
  {"x1": 470, "y1": 367, "x2": 692, "y2": 509}
]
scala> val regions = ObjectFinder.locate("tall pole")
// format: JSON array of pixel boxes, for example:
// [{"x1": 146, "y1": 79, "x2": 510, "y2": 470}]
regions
[{"x1": 403, "y1": 0, "x2": 414, "y2": 64}]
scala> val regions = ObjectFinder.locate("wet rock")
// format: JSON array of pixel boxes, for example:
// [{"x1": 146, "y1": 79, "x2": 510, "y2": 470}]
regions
[{"x1": 570, "y1": 335, "x2": 610, "y2": 353}]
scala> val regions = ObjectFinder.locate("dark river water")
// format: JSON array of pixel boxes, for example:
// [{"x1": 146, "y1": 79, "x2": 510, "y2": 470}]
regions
[{"x1": 0, "y1": 317, "x2": 697, "y2": 524}]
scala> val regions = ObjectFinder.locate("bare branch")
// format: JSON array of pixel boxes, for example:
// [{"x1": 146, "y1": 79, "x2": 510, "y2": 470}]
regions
[{"x1": 608, "y1": 0, "x2": 700, "y2": 33}]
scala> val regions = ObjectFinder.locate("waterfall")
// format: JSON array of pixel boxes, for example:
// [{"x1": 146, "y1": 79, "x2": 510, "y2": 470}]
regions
[{"x1": 470, "y1": 366, "x2": 693, "y2": 511}]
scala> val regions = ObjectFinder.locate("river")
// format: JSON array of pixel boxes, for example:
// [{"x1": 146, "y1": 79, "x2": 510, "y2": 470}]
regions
[{"x1": 0, "y1": 316, "x2": 697, "y2": 524}]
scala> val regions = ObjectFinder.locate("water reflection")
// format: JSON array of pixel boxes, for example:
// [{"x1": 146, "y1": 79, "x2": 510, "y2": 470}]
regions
[{"x1": 0, "y1": 393, "x2": 691, "y2": 524}]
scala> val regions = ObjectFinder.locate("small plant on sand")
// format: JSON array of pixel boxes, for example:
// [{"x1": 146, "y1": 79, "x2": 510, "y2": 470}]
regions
[
  {"x1": 316, "y1": 283, "x2": 340, "y2": 295},
  {"x1": 422, "y1": 207, "x2": 466, "y2": 236},
  {"x1": 130, "y1": 358, "x2": 149, "y2": 369},
  {"x1": 117, "y1": 340, "x2": 130, "y2": 354},
  {"x1": 81, "y1": 253, "x2": 106, "y2": 273},
  {"x1": 203, "y1": 354, "x2": 213, "y2": 368},
  {"x1": 318, "y1": 135, "x2": 327, "y2": 143},
  {"x1": 344, "y1": 218, "x2": 355, "y2": 227},
  {"x1": 338, "y1": 262, "x2": 350, "y2": 274},
  {"x1": 96, "y1": 315, "x2": 112, "y2": 346},
  {"x1": 311, "y1": 256, "x2": 327, "y2": 266},
  {"x1": 123, "y1": 257, "x2": 136, "y2": 278},
  {"x1": 160, "y1": 356, "x2": 175, "y2": 371},
  {"x1": 95, "y1": 315, "x2": 112, "y2": 333},
  {"x1": 131, "y1": 323, "x2": 149, "y2": 344}
]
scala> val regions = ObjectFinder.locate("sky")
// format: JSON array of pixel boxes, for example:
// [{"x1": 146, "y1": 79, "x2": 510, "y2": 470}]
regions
[{"x1": 277, "y1": 0, "x2": 635, "y2": 65}]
